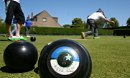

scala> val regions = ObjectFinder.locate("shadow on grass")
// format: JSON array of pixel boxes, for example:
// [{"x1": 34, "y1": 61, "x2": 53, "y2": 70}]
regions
[
  {"x1": 0, "y1": 39, "x2": 9, "y2": 41},
  {"x1": 34, "y1": 67, "x2": 39, "y2": 74},
  {"x1": 0, "y1": 66, "x2": 35, "y2": 73}
]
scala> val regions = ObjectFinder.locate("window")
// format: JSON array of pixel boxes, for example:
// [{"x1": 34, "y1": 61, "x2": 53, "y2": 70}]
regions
[
  {"x1": 33, "y1": 18, "x2": 37, "y2": 21},
  {"x1": 43, "y1": 18, "x2": 47, "y2": 22}
]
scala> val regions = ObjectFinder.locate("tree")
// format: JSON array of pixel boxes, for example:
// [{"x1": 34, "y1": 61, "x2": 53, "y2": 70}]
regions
[
  {"x1": 104, "y1": 17, "x2": 119, "y2": 28},
  {"x1": 109, "y1": 17, "x2": 119, "y2": 28},
  {"x1": 72, "y1": 18, "x2": 84, "y2": 28},
  {"x1": 96, "y1": 18, "x2": 106, "y2": 28},
  {"x1": 83, "y1": 21, "x2": 89, "y2": 29},
  {"x1": 126, "y1": 17, "x2": 130, "y2": 26}
]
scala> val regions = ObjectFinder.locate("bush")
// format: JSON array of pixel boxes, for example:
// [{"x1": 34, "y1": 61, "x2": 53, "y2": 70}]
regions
[
  {"x1": 21, "y1": 27, "x2": 87, "y2": 35},
  {"x1": 0, "y1": 26, "x2": 114, "y2": 35},
  {"x1": 99, "y1": 29, "x2": 113, "y2": 35},
  {"x1": 113, "y1": 29, "x2": 130, "y2": 36},
  {"x1": 0, "y1": 23, "x2": 6, "y2": 34}
]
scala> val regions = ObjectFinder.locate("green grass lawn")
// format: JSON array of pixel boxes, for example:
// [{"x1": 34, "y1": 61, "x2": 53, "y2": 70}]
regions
[{"x1": 0, "y1": 35, "x2": 130, "y2": 78}]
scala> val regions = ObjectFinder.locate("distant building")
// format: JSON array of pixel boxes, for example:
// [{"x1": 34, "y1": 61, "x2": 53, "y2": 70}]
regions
[{"x1": 31, "y1": 10, "x2": 61, "y2": 27}]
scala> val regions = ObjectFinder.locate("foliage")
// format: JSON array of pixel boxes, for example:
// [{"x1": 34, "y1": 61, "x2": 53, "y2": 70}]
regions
[
  {"x1": 126, "y1": 17, "x2": 130, "y2": 26},
  {"x1": 0, "y1": 21, "x2": 6, "y2": 34},
  {"x1": 113, "y1": 29, "x2": 130, "y2": 36},
  {"x1": 0, "y1": 25, "x2": 115, "y2": 35},
  {"x1": 83, "y1": 21, "x2": 89, "y2": 29},
  {"x1": 63, "y1": 24, "x2": 71, "y2": 28},
  {"x1": 108, "y1": 17, "x2": 119, "y2": 28},
  {"x1": 72, "y1": 18, "x2": 85, "y2": 28},
  {"x1": 96, "y1": 17, "x2": 119, "y2": 28},
  {"x1": 21, "y1": 27, "x2": 114, "y2": 35},
  {"x1": 96, "y1": 18, "x2": 106, "y2": 28},
  {"x1": 98, "y1": 29, "x2": 113, "y2": 35},
  {"x1": 20, "y1": 27, "x2": 87, "y2": 35},
  {"x1": 0, "y1": 19, "x2": 3, "y2": 27}
]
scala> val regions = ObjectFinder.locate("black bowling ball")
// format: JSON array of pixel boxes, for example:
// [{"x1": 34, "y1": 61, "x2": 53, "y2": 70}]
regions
[
  {"x1": 38, "y1": 39, "x2": 92, "y2": 78},
  {"x1": 30, "y1": 36, "x2": 36, "y2": 42},
  {"x1": 4, "y1": 41, "x2": 38, "y2": 71}
]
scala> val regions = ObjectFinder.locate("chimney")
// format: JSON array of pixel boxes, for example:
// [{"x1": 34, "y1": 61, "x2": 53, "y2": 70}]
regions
[{"x1": 31, "y1": 12, "x2": 33, "y2": 19}]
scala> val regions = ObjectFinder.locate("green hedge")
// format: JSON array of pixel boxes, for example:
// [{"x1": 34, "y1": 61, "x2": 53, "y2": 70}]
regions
[
  {"x1": 0, "y1": 23, "x2": 6, "y2": 34},
  {"x1": 113, "y1": 29, "x2": 130, "y2": 36},
  {"x1": 21, "y1": 27, "x2": 87, "y2": 35},
  {"x1": 21, "y1": 27, "x2": 114, "y2": 35},
  {"x1": 99, "y1": 29, "x2": 113, "y2": 35},
  {"x1": 0, "y1": 25, "x2": 114, "y2": 35}
]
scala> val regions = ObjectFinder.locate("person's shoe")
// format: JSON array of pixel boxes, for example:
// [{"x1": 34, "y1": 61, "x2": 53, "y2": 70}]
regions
[
  {"x1": 7, "y1": 37, "x2": 12, "y2": 41},
  {"x1": 19, "y1": 36, "x2": 27, "y2": 40},
  {"x1": 81, "y1": 32, "x2": 85, "y2": 39},
  {"x1": 8, "y1": 36, "x2": 27, "y2": 41},
  {"x1": 93, "y1": 37, "x2": 100, "y2": 39},
  {"x1": 7, "y1": 36, "x2": 20, "y2": 41},
  {"x1": 26, "y1": 35, "x2": 31, "y2": 37}
]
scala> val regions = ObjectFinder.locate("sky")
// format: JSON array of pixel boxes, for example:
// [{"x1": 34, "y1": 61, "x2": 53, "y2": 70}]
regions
[{"x1": 0, "y1": 0, "x2": 130, "y2": 26}]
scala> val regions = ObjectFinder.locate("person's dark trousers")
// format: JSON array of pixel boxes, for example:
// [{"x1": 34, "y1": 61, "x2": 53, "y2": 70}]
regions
[
  {"x1": 25, "y1": 27, "x2": 30, "y2": 36},
  {"x1": 5, "y1": 1, "x2": 25, "y2": 25},
  {"x1": 84, "y1": 19, "x2": 98, "y2": 37}
]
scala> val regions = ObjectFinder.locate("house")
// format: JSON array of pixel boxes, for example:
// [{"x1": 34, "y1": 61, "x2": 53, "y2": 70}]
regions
[{"x1": 31, "y1": 10, "x2": 61, "y2": 27}]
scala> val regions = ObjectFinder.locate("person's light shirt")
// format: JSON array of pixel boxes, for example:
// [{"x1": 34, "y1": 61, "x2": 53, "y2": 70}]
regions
[
  {"x1": 13, "y1": 0, "x2": 20, "y2": 3},
  {"x1": 3, "y1": 0, "x2": 20, "y2": 3},
  {"x1": 88, "y1": 12, "x2": 106, "y2": 21}
]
